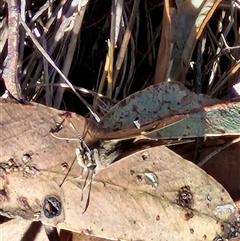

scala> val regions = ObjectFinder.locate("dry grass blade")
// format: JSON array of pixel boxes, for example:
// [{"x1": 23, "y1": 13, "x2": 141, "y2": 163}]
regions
[
  {"x1": 153, "y1": 0, "x2": 170, "y2": 84},
  {"x1": 19, "y1": 17, "x2": 100, "y2": 122},
  {"x1": 211, "y1": 62, "x2": 240, "y2": 97},
  {"x1": 54, "y1": 1, "x2": 89, "y2": 108},
  {"x1": 112, "y1": 0, "x2": 141, "y2": 96}
]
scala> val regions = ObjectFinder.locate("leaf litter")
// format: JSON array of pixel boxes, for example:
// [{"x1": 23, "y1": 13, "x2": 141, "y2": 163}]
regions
[
  {"x1": 1, "y1": 83, "x2": 240, "y2": 240},
  {"x1": 1, "y1": 98, "x2": 240, "y2": 240},
  {"x1": 1, "y1": 1, "x2": 239, "y2": 240}
]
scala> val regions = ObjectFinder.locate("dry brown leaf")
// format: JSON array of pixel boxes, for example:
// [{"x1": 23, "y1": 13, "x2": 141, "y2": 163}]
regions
[
  {"x1": 153, "y1": 0, "x2": 171, "y2": 84},
  {"x1": 200, "y1": 142, "x2": 240, "y2": 202},
  {"x1": 2, "y1": 129, "x2": 238, "y2": 240},
  {"x1": 1, "y1": 98, "x2": 240, "y2": 240},
  {"x1": 0, "y1": 98, "x2": 95, "y2": 147},
  {"x1": 154, "y1": 0, "x2": 222, "y2": 83},
  {"x1": 0, "y1": 99, "x2": 90, "y2": 224},
  {"x1": 56, "y1": 145, "x2": 238, "y2": 240},
  {"x1": 172, "y1": 139, "x2": 240, "y2": 205}
]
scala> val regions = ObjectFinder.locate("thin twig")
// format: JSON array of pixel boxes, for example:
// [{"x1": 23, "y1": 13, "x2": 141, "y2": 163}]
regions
[
  {"x1": 25, "y1": 82, "x2": 115, "y2": 103},
  {"x1": 3, "y1": 0, "x2": 21, "y2": 99}
]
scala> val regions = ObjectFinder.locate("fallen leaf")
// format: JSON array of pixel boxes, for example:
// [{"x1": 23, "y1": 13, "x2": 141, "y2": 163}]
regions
[
  {"x1": 0, "y1": 98, "x2": 96, "y2": 147},
  {"x1": 1, "y1": 98, "x2": 240, "y2": 240},
  {"x1": 154, "y1": 0, "x2": 222, "y2": 83},
  {"x1": 56, "y1": 146, "x2": 239, "y2": 240},
  {"x1": 0, "y1": 98, "x2": 88, "y2": 224},
  {"x1": 200, "y1": 142, "x2": 240, "y2": 202},
  {"x1": 171, "y1": 138, "x2": 240, "y2": 206},
  {"x1": 153, "y1": 0, "x2": 171, "y2": 84}
]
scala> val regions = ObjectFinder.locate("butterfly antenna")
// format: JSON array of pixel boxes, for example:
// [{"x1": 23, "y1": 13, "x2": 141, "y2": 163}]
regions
[
  {"x1": 68, "y1": 121, "x2": 91, "y2": 153},
  {"x1": 82, "y1": 171, "x2": 94, "y2": 214},
  {"x1": 81, "y1": 169, "x2": 90, "y2": 201},
  {"x1": 59, "y1": 155, "x2": 76, "y2": 187},
  {"x1": 54, "y1": 119, "x2": 95, "y2": 212}
]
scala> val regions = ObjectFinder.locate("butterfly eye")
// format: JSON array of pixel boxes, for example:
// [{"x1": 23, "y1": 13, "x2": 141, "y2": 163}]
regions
[{"x1": 86, "y1": 162, "x2": 97, "y2": 171}]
